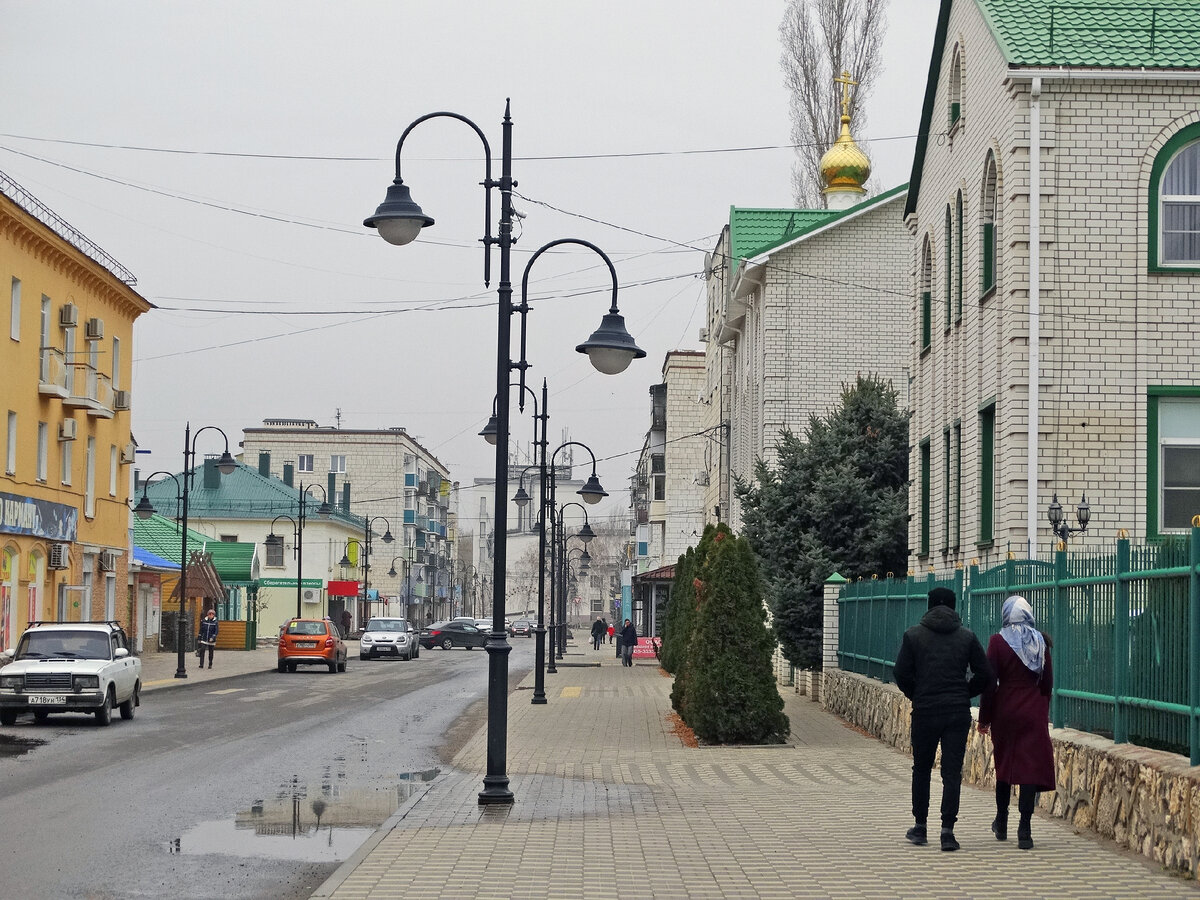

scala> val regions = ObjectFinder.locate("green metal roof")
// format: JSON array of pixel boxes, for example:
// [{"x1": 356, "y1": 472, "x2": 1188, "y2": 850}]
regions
[
  {"x1": 905, "y1": 1, "x2": 1200, "y2": 218},
  {"x1": 731, "y1": 184, "x2": 909, "y2": 265},
  {"x1": 131, "y1": 513, "x2": 256, "y2": 585},
  {"x1": 980, "y1": 0, "x2": 1200, "y2": 68},
  {"x1": 142, "y1": 461, "x2": 366, "y2": 529},
  {"x1": 730, "y1": 209, "x2": 837, "y2": 261}
]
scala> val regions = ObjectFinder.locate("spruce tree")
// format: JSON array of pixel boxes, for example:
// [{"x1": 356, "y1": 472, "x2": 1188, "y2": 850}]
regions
[
  {"x1": 683, "y1": 530, "x2": 789, "y2": 744},
  {"x1": 670, "y1": 523, "x2": 729, "y2": 714},
  {"x1": 660, "y1": 548, "x2": 694, "y2": 674}
]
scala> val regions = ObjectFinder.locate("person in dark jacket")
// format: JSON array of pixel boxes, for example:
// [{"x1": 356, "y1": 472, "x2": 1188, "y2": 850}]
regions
[
  {"x1": 590, "y1": 617, "x2": 606, "y2": 650},
  {"x1": 197, "y1": 608, "x2": 219, "y2": 669},
  {"x1": 894, "y1": 587, "x2": 992, "y2": 852},
  {"x1": 978, "y1": 595, "x2": 1055, "y2": 850},
  {"x1": 619, "y1": 619, "x2": 638, "y2": 667}
]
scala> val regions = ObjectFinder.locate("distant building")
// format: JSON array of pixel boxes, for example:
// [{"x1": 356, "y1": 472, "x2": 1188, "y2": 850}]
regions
[
  {"x1": 0, "y1": 170, "x2": 151, "y2": 645},
  {"x1": 242, "y1": 420, "x2": 454, "y2": 626}
]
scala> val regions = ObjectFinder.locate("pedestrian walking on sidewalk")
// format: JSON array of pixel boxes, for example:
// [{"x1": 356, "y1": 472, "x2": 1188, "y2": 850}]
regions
[
  {"x1": 591, "y1": 617, "x2": 606, "y2": 650},
  {"x1": 619, "y1": 618, "x2": 638, "y2": 667},
  {"x1": 197, "y1": 608, "x2": 219, "y2": 669},
  {"x1": 977, "y1": 595, "x2": 1055, "y2": 851},
  {"x1": 894, "y1": 587, "x2": 992, "y2": 852},
  {"x1": 607, "y1": 623, "x2": 615, "y2": 644}
]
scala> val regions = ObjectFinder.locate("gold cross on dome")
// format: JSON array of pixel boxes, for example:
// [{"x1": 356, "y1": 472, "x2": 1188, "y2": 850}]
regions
[{"x1": 835, "y1": 70, "x2": 858, "y2": 116}]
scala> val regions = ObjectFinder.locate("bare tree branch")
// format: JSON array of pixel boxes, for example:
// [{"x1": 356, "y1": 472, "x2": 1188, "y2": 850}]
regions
[{"x1": 780, "y1": 0, "x2": 888, "y2": 208}]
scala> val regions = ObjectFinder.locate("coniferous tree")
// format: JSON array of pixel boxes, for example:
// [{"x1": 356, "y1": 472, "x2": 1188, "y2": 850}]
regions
[
  {"x1": 682, "y1": 531, "x2": 789, "y2": 744},
  {"x1": 738, "y1": 375, "x2": 908, "y2": 669},
  {"x1": 670, "y1": 523, "x2": 730, "y2": 714},
  {"x1": 660, "y1": 548, "x2": 695, "y2": 674}
]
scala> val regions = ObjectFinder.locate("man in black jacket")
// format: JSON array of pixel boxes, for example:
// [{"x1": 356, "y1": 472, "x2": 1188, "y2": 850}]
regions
[{"x1": 893, "y1": 587, "x2": 991, "y2": 852}]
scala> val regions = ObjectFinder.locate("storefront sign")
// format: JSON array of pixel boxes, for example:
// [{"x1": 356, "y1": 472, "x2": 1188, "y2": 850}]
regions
[
  {"x1": 632, "y1": 637, "x2": 661, "y2": 659},
  {"x1": 0, "y1": 491, "x2": 77, "y2": 541},
  {"x1": 258, "y1": 578, "x2": 323, "y2": 588},
  {"x1": 327, "y1": 580, "x2": 359, "y2": 597}
]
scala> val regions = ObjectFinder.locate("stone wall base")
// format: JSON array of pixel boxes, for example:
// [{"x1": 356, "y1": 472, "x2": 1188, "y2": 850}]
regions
[{"x1": 823, "y1": 668, "x2": 1200, "y2": 879}]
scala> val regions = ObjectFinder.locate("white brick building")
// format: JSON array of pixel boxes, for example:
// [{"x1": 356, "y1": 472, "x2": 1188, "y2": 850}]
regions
[
  {"x1": 703, "y1": 188, "x2": 912, "y2": 530},
  {"x1": 906, "y1": 0, "x2": 1200, "y2": 573}
]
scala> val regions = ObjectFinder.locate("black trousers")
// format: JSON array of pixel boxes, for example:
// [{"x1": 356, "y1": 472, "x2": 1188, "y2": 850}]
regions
[
  {"x1": 198, "y1": 643, "x2": 214, "y2": 667},
  {"x1": 910, "y1": 711, "x2": 971, "y2": 829}
]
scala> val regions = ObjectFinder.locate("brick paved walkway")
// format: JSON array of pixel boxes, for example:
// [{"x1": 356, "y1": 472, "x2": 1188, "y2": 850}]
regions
[{"x1": 313, "y1": 646, "x2": 1199, "y2": 899}]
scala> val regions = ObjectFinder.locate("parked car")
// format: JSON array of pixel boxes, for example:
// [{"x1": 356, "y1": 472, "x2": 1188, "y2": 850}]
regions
[
  {"x1": 278, "y1": 618, "x2": 347, "y2": 673},
  {"x1": 0, "y1": 620, "x2": 141, "y2": 726},
  {"x1": 511, "y1": 620, "x2": 534, "y2": 637},
  {"x1": 359, "y1": 617, "x2": 420, "y2": 661},
  {"x1": 420, "y1": 621, "x2": 488, "y2": 651}
]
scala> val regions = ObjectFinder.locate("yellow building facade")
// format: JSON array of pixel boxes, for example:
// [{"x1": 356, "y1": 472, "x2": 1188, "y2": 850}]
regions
[{"x1": 0, "y1": 174, "x2": 151, "y2": 647}]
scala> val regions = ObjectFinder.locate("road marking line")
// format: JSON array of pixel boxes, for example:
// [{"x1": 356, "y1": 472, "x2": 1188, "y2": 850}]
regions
[
  {"x1": 207, "y1": 688, "x2": 246, "y2": 695},
  {"x1": 561, "y1": 686, "x2": 582, "y2": 698}
]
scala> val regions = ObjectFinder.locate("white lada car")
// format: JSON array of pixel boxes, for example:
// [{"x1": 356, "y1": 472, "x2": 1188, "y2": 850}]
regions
[{"x1": 0, "y1": 621, "x2": 142, "y2": 726}]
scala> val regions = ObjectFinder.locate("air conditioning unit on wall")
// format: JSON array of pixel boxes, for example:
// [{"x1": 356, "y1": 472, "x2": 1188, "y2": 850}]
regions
[
  {"x1": 49, "y1": 543, "x2": 70, "y2": 570},
  {"x1": 59, "y1": 419, "x2": 77, "y2": 441},
  {"x1": 98, "y1": 550, "x2": 117, "y2": 572},
  {"x1": 303, "y1": 589, "x2": 318, "y2": 604},
  {"x1": 113, "y1": 390, "x2": 130, "y2": 410},
  {"x1": 59, "y1": 303, "x2": 78, "y2": 327},
  {"x1": 85, "y1": 318, "x2": 104, "y2": 340}
]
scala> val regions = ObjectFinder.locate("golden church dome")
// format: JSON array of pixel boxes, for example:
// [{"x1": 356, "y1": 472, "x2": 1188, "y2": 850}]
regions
[{"x1": 820, "y1": 113, "x2": 871, "y2": 194}]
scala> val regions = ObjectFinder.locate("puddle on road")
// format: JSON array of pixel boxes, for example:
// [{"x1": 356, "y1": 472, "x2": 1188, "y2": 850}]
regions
[
  {"x1": 168, "y1": 768, "x2": 439, "y2": 862},
  {"x1": 0, "y1": 734, "x2": 45, "y2": 758}
]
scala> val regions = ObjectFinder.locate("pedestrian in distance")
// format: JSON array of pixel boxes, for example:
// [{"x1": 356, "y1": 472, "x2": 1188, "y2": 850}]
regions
[
  {"x1": 340, "y1": 608, "x2": 353, "y2": 637},
  {"x1": 977, "y1": 595, "x2": 1055, "y2": 851},
  {"x1": 607, "y1": 622, "x2": 615, "y2": 645},
  {"x1": 197, "y1": 607, "x2": 219, "y2": 669},
  {"x1": 894, "y1": 586, "x2": 992, "y2": 852},
  {"x1": 619, "y1": 618, "x2": 638, "y2": 667},
  {"x1": 590, "y1": 616, "x2": 606, "y2": 650}
]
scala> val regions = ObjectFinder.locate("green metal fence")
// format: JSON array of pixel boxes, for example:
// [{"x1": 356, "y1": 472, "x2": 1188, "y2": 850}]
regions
[{"x1": 837, "y1": 528, "x2": 1200, "y2": 764}]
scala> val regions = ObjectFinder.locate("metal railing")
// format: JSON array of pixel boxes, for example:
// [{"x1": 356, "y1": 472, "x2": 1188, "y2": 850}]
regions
[{"x1": 837, "y1": 527, "x2": 1200, "y2": 763}]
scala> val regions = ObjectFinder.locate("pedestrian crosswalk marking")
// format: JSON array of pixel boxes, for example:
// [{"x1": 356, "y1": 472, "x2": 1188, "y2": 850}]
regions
[
  {"x1": 561, "y1": 686, "x2": 582, "y2": 698},
  {"x1": 207, "y1": 688, "x2": 245, "y2": 695}
]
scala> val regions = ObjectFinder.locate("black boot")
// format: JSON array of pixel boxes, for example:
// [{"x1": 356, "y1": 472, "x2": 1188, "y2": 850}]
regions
[
  {"x1": 992, "y1": 812, "x2": 1008, "y2": 841},
  {"x1": 1017, "y1": 820, "x2": 1033, "y2": 850},
  {"x1": 905, "y1": 823, "x2": 927, "y2": 846},
  {"x1": 940, "y1": 828, "x2": 960, "y2": 852}
]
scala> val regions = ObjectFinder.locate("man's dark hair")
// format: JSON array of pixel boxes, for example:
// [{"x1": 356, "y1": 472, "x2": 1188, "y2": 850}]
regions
[{"x1": 927, "y1": 587, "x2": 956, "y2": 610}]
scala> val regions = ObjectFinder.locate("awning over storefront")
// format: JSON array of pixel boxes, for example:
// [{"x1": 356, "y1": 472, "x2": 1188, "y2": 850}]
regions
[{"x1": 632, "y1": 563, "x2": 676, "y2": 584}]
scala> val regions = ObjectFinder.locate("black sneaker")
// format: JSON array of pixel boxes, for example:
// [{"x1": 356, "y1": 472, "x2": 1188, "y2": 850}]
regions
[
  {"x1": 905, "y1": 824, "x2": 928, "y2": 845},
  {"x1": 940, "y1": 830, "x2": 960, "y2": 852},
  {"x1": 1017, "y1": 824, "x2": 1033, "y2": 850}
]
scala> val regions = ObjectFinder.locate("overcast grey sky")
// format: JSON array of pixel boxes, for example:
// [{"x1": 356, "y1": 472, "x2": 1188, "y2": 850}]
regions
[{"x1": 1, "y1": 0, "x2": 937, "y2": 529}]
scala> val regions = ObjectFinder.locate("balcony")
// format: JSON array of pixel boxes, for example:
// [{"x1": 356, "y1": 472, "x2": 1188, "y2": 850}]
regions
[
  {"x1": 62, "y1": 364, "x2": 114, "y2": 418},
  {"x1": 38, "y1": 348, "x2": 69, "y2": 398}
]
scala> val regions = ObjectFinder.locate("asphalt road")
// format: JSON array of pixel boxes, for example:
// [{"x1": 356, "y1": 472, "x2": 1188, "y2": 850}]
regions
[{"x1": 0, "y1": 640, "x2": 534, "y2": 900}]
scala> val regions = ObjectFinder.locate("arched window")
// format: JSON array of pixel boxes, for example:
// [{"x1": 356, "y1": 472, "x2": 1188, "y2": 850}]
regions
[
  {"x1": 955, "y1": 190, "x2": 964, "y2": 321},
  {"x1": 944, "y1": 204, "x2": 953, "y2": 329},
  {"x1": 1152, "y1": 124, "x2": 1200, "y2": 267},
  {"x1": 980, "y1": 153, "x2": 998, "y2": 296},
  {"x1": 948, "y1": 45, "x2": 963, "y2": 129},
  {"x1": 920, "y1": 236, "x2": 932, "y2": 351}
]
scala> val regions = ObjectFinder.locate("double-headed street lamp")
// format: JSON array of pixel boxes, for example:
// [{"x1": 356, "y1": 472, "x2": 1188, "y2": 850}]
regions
[
  {"x1": 549, "y1": 497, "x2": 599, "y2": 668},
  {"x1": 365, "y1": 101, "x2": 643, "y2": 805},
  {"x1": 131, "y1": 423, "x2": 236, "y2": 679},
  {"x1": 265, "y1": 482, "x2": 332, "y2": 619},
  {"x1": 339, "y1": 516, "x2": 393, "y2": 626},
  {"x1": 1048, "y1": 493, "x2": 1091, "y2": 545}
]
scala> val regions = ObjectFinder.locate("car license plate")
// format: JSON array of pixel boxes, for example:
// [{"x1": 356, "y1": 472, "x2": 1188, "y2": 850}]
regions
[
  {"x1": 29, "y1": 695, "x2": 67, "y2": 705},
  {"x1": 296, "y1": 642, "x2": 316, "y2": 649}
]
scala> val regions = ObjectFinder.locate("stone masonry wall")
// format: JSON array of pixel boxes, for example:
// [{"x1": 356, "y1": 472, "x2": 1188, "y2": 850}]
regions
[{"x1": 823, "y1": 668, "x2": 1200, "y2": 878}]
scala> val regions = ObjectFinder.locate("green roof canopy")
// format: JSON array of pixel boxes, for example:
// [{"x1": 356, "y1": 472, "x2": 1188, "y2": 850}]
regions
[{"x1": 132, "y1": 513, "x2": 256, "y2": 586}]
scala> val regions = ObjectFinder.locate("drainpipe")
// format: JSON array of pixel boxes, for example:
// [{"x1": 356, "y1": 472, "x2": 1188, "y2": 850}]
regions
[{"x1": 1027, "y1": 77, "x2": 1042, "y2": 557}]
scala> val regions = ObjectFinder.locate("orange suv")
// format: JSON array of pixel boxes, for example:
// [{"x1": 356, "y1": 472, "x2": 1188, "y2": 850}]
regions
[{"x1": 278, "y1": 618, "x2": 347, "y2": 673}]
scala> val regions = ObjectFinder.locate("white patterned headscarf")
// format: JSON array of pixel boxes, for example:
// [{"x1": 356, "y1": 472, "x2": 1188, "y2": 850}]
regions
[{"x1": 1001, "y1": 595, "x2": 1045, "y2": 675}]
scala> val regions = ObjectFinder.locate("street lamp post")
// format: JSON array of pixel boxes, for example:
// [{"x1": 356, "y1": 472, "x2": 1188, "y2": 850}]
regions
[
  {"x1": 131, "y1": 423, "x2": 236, "y2": 679},
  {"x1": 265, "y1": 482, "x2": 333, "y2": 620},
  {"x1": 365, "y1": 100, "x2": 644, "y2": 805},
  {"x1": 1047, "y1": 493, "x2": 1091, "y2": 545},
  {"x1": 360, "y1": 517, "x2": 394, "y2": 627}
]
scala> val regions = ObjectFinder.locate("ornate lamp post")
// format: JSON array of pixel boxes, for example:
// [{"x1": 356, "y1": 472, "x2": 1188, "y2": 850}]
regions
[
  {"x1": 365, "y1": 101, "x2": 643, "y2": 805},
  {"x1": 130, "y1": 423, "x2": 236, "y2": 678},
  {"x1": 1047, "y1": 493, "x2": 1091, "y2": 544},
  {"x1": 264, "y1": 482, "x2": 332, "y2": 619}
]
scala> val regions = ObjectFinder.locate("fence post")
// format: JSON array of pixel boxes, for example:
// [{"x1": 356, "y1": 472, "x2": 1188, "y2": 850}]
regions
[
  {"x1": 823, "y1": 574, "x2": 846, "y2": 672},
  {"x1": 1190, "y1": 525, "x2": 1200, "y2": 766},
  {"x1": 1113, "y1": 532, "x2": 1130, "y2": 746},
  {"x1": 1051, "y1": 546, "x2": 1068, "y2": 729}
]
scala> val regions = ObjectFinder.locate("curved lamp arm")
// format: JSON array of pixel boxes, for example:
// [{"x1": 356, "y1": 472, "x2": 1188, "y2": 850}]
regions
[
  {"x1": 131, "y1": 471, "x2": 182, "y2": 519},
  {"x1": 551, "y1": 441, "x2": 608, "y2": 505},
  {"x1": 189, "y1": 425, "x2": 237, "y2": 475}
]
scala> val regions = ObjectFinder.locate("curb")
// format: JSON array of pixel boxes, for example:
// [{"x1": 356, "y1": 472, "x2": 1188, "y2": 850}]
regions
[{"x1": 140, "y1": 666, "x2": 277, "y2": 693}]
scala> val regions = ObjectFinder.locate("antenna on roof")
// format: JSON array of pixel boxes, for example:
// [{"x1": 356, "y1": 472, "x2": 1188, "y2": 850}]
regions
[{"x1": 335, "y1": 408, "x2": 342, "y2": 429}]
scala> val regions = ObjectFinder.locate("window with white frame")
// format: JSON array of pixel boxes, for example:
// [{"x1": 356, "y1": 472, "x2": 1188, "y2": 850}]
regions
[
  {"x1": 36, "y1": 422, "x2": 47, "y2": 482},
  {"x1": 1156, "y1": 396, "x2": 1200, "y2": 531},
  {"x1": 111, "y1": 336, "x2": 121, "y2": 391},
  {"x1": 6, "y1": 411, "x2": 16, "y2": 475},
  {"x1": 297, "y1": 453, "x2": 314, "y2": 473},
  {"x1": 109, "y1": 444, "x2": 118, "y2": 496},
  {"x1": 265, "y1": 537, "x2": 285, "y2": 567},
  {"x1": 651, "y1": 454, "x2": 666, "y2": 501},
  {"x1": 40, "y1": 295, "x2": 50, "y2": 348},
  {"x1": 61, "y1": 438, "x2": 72, "y2": 485},
  {"x1": 330, "y1": 454, "x2": 346, "y2": 474},
  {"x1": 85, "y1": 436, "x2": 96, "y2": 518},
  {"x1": 10, "y1": 277, "x2": 20, "y2": 341}
]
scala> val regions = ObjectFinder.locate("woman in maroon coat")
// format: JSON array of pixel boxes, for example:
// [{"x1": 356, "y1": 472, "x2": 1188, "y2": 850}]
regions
[{"x1": 978, "y1": 595, "x2": 1055, "y2": 850}]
